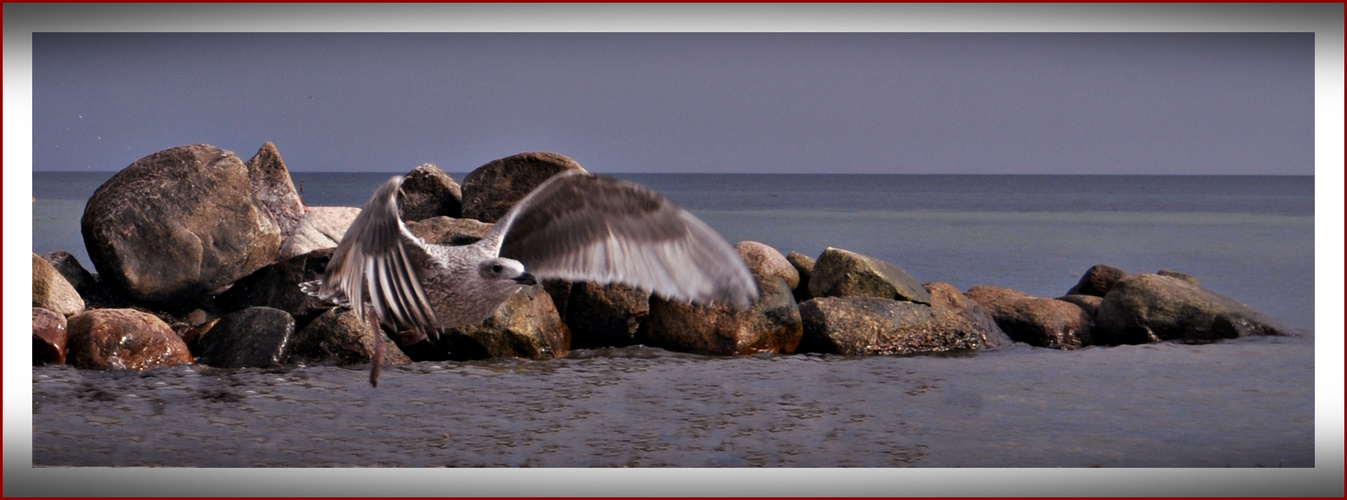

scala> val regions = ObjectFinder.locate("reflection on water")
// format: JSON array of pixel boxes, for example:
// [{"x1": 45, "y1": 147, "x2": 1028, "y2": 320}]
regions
[{"x1": 33, "y1": 338, "x2": 1313, "y2": 468}]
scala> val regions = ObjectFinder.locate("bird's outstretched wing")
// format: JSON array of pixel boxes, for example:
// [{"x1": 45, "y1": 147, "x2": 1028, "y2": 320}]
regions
[
  {"x1": 483, "y1": 171, "x2": 759, "y2": 308},
  {"x1": 307, "y1": 175, "x2": 439, "y2": 338}
]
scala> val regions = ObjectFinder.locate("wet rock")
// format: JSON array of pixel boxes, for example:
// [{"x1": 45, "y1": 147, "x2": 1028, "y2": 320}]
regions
[
  {"x1": 1056, "y1": 294, "x2": 1103, "y2": 319},
  {"x1": 1157, "y1": 269, "x2": 1200, "y2": 287},
  {"x1": 964, "y1": 286, "x2": 1091, "y2": 349},
  {"x1": 1094, "y1": 273, "x2": 1289, "y2": 345},
  {"x1": 66, "y1": 308, "x2": 193, "y2": 371},
  {"x1": 245, "y1": 142, "x2": 307, "y2": 240},
  {"x1": 639, "y1": 275, "x2": 801, "y2": 356},
  {"x1": 191, "y1": 307, "x2": 295, "y2": 368},
  {"x1": 926, "y1": 282, "x2": 1013, "y2": 349},
  {"x1": 435, "y1": 285, "x2": 571, "y2": 360},
  {"x1": 214, "y1": 248, "x2": 335, "y2": 326},
  {"x1": 735, "y1": 241, "x2": 798, "y2": 290},
  {"x1": 405, "y1": 216, "x2": 494, "y2": 246},
  {"x1": 1066, "y1": 264, "x2": 1126, "y2": 297},
  {"x1": 40, "y1": 250, "x2": 96, "y2": 295},
  {"x1": 786, "y1": 251, "x2": 815, "y2": 302},
  {"x1": 33, "y1": 307, "x2": 68, "y2": 365},
  {"x1": 279, "y1": 206, "x2": 361, "y2": 259},
  {"x1": 81, "y1": 144, "x2": 281, "y2": 305},
  {"x1": 797, "y1": 294, "x2": 988, "y2": 356},
  {"x1": 808, "y1": 247, "x2": 931, "y2": 305},
  {"x1": 33, "y1": 254, "x2": 84, "y2": 316},
  {"x1": 460, "y1": 151, "x2": 587, "y2": 222},
  {"x1": 397, "y1": 163, "x2": 463, "y2": 221},
  {"x1": 563, "y1": 281, "x2": 651, "y2": 349},
  {"x1": 291, "y1": 307, "x2": 410, "y2": 366}
]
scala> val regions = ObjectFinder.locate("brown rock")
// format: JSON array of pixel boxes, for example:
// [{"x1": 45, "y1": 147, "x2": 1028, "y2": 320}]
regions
[
  {"x1": 405, "y1": 216, "x2": 494, "y2": 246},
  {"x1": 438, "y1": 285, "x2": 571, "y2": 360},
  {"x1": 40, "y1": 250, "x2": 96, "y2": 295},
  {"x1": 797, "y1": 293, "x2": 989, "y2": 356},
  {"x1": 965, "y1": 285, "x2": 1091, "y2": 349},
  {"x1": 33, "y1": 254, "x2": 84, "y2": 316},
  {"x1": 190, "y1": 307, "x2": 295, "y2": 369},
  {"x1": 245, "y1": 142, "x2": 307, "y2": 240},
  {"x1": 1094, "y1": 273, "x2": 1289, "y2": 345},
  {"x1": 639, "y1": 275, "x2": 801, "y2": 356},
  {"x1": 925, "y1": 282, "x2": 1013, "y2": 349},
  {"x1": 786, "y1": 251, "x2": 815, "y2": 302},
  {"x1": 735, "y1": 241, "x2": 799, "y2": 290},
  {"x1": 66, "y1": 308, "x2": 193, "y2": 371},
  {"x1": 1056, "y1": 294, "x2": 1103, "y2": 319},
  {"x1": 460, "y1": 152, "x2": 587, "y2": 222},
  {"x1": 1157, "y1": 269, "x2": 1200, "y2": 287},
  {"x1": 33, "y1": 307, "x2": 68, "y2": 365},
  {"x1": 80, "y1": 144, "x2": 282, "y2": 305},
  {"x1": 808, "y1": 247, "x2": 931, "y2": 304},
  {"x1": 397, "y1": 163, "x2": 463, "y2": 221},
  {"x1": 1066, "y1": 264, "x2": 1127, "y2": 297},
  {"x1": 215, "y1": 247, "x2": 336, "y2": 325},
  {"x1": 291, "y1": 307, "x2": 411, "y2": 366},
  {"x1": 563, "y1": 281, "x2": 651, "y2": 349}
]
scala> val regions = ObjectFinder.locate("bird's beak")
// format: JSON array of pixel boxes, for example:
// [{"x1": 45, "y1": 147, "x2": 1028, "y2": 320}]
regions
[{"x1": 513, "y1": 273, "x2": 538, "y2": 286}]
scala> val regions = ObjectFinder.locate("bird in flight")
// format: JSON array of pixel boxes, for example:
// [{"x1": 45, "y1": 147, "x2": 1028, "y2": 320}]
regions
[{"x1": 302, "y1": 170, "x2": 759, "y2": 385}]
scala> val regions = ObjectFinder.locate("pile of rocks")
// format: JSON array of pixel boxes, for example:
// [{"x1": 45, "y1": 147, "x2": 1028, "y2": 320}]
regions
[{"x1": 32, "y1": 144, "x2": 1292, "y2": 372}]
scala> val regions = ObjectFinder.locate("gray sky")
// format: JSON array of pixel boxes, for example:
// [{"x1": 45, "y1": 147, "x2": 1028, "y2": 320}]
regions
[{"x1": 33, "y1": 32, "x2": 1313, "y2": 175}]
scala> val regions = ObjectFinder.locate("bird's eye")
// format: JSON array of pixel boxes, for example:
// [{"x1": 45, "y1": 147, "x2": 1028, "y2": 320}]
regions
[{"x1": 492, "y1": 264, "x2": 503, "y2": 274}]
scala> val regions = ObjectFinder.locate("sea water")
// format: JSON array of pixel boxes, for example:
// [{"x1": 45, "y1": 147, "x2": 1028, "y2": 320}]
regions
[{"x1": 28, "y1": 172, "x2": 1315, "y2": 469}]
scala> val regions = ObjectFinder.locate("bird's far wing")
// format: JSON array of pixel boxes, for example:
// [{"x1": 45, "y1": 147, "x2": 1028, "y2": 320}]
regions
[
  {"x1": 488, "y1": 172, "x2": 759, "y2": 308},
  {"x1": 313, "y1": 175, "x2": 439, "y2": 338}
]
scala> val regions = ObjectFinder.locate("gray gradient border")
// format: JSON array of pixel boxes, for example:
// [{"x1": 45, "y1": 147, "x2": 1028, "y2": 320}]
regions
[{"x1": 5, "y1": 3, "x2": 1342, "y2": 497}]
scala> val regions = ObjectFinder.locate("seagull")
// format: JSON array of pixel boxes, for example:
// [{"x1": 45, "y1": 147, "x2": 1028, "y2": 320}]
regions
[{"x1": 301, "y1": 169, "x2": 759, "y2": 385}]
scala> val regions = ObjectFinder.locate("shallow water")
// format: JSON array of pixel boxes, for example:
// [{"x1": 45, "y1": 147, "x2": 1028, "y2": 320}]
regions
[{"x1": 29, "y1": 173, "x2": 1316, "y2": 468}]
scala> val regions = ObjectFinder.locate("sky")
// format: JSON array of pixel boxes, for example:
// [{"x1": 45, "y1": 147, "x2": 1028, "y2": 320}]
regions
[{"x1": 31, "y1": 31, "x2": 1314, "y2": 175}]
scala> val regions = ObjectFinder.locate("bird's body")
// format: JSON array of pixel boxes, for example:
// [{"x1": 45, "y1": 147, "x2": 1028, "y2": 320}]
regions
[{"x1": 301, "y1": 170, "x2": 759, "y2": 384}]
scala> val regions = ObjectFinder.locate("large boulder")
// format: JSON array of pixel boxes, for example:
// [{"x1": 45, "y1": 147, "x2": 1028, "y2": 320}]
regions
[
  {"x1": 245, "y1": 142, "x2": 307, "y2": 240},
  {"x1": 435, "y1": 285, "x2": 571, "y2": 360},
  {"x1": 1066, "y1": 264, "x2": 1126, "y2": 297},
  {"x1": 735, "y1": 241, "x2": 799, "y2": 290},
  {"x1": 278, "y1": 206, "x2": 361, "y2": 259},
  {"x1": 639, "y1": 275, "x2": 801, "y2": 356},
  {"x1": 32, "y1": 254, "x2": 84, "y2": 316},
  {"x1": 33, "y1": 307, "x2": 68, "y2": 365},
  {"x1": 397, "y1": 163, "x2": 463, "y2": 221},
  {"x1": 964, "y1": 286, "x2": 1091, "y2": 349},
  {"x1": 562, "y1": 281, "x2": 651, "y2": 349},
  {"x1": 291, "y1": 307, "x2": 411, "y2": 366},
  {"x1": 926, "y1": 282, "x2": 1014, "y2": 349},
  {"x1": 797, "y1": 296, "x2": 987, "y2": 356},
  {"x1": 1094, "y1": 273, "x2": 1290, "y2": 345},
  {"x1": 214, "y1": 247, "x2": 336, "y2": 327},
  {"x1": 808, "y1": 247, "x2": 931, "y2": 305},
  {"x1": 66, "y1": 308, "x2": 193, "y2": 371},
  {"x1": 460, "y1": 152, "x2": 587, "y2": 223},
  {"x1": 191, "y1": 306, "x2": 295, "y2": 368},
  {"x1": 405, "y1": 216, "x2": 494, "y2": 246},
  {"x1": 81, "y1": 144, "x2": 281, "y2": 305}
]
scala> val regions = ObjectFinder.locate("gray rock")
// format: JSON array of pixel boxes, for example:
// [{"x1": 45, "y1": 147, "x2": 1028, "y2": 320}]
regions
[
  {"x1": 40, "y1": 250, "x2": 96, "y2": 295},
  {"x1": 964, "y1": 285, "x2": 1091, "y2": 349},
  {"x1": 460, "y1": 151, "x2": 587, "y2": 222},
  {"x1": 562, "y1": 281, "x2": 650, "y2": 349},
  {"x1": 639, "y1": 275, "x2": 801, "y2": 356},
  {"x1": 405, "y1": 216, "x2": 494, "y2": 246},
  {"x1": 245, "y1": 142, "x2": 307, "y2": 240},
  {"x1": 397, "y1": 163, "x2": 463, "y2": 221},
  {"x1": 437, "y1": 285, "x2": 571, "y2": 360},
  {"x1": 279, "y1": 206, "x2": 361, "y2": 259},
  {"x1": 191, "y1": 307, "x2": 295, "y2": 368},
  {"x1": 32, "y1": 254, "x2": 84, "y2": 317},
  {"x1": 808, "y1": 247, "x2": 931, "y2": 305},
  {"x1": 1094, "y1": 273, "x2": 1289, "y2": 345},
  {"x1": 66, "y1": 308, "x2": 193, "y2": 371},
  {"x1": 797, "y1": 292, "x2": 989, "y2": 356},
  {"x1": 291, "y1": 307, "x2": 411, "y2": 366},
  {"x1": 33, "y1": 307, "x2": 68, "y2": 365},
  {"x1": 786, "y1": 251, "x2": 815, "y2": 302},
  {"x1": 735, "y1": 241, "x2": 799, "y2": 290},
  {"x1": 81, "y1": 144, "x2": 281, "y2": 305},
  {"x1": 1066, "y1": 264, "x2": 1127, "y2": 297},
  {"x1": 214, "y1": 248, "x2": 336, "y2": 326}
]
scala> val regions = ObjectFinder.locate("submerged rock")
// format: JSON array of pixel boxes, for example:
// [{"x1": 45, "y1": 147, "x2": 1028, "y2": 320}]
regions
[
  {"x1": 460, "y1": 151, "x2": 587, "y2": 223},
  {"x1": 32, "y1": 254, "x2": 84, "y2": 317},
  {"x1": 191, "y1": 307, "x2": 295, "y2": 368},
  {"x1": 397, "y1": 163, "x2": 463, "y2": 221},
  {"x1": 81, "y1": 144, "x2": 281, "y2": 306},
  {"x1": 965, "y1": 285, "x2": 1091, "y2": 349},
  {"x1": 639, "y1": 274, "x2": 801, "y2": 356},
  {"x1": 1094, "y1": 273, "x2": 1290, "y2": 345},
  {"x1": 33, "y1": 307, "x2": 68, "y2": 365},
  {"x1": 66, "y1": 308, "x2": 193, "y2": 371},
  {"x1": 808, "y1": 247, "x2": 931, "y2": 305}
]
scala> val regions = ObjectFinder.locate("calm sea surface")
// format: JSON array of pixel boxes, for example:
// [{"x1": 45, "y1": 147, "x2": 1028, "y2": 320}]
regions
[{"x1": 29, "y1": 173, "x2": 1315, "y2": 470}]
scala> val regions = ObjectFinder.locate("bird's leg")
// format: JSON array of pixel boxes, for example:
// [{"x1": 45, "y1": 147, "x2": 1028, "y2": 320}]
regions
[{"x1": 368, "y1": 309, "x2": 383, "y2": 388}]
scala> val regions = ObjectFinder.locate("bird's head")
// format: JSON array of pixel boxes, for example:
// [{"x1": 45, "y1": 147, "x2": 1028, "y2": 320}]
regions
[{"x1": 479, "y1": 258, "x2": 537, "y2": 286}]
